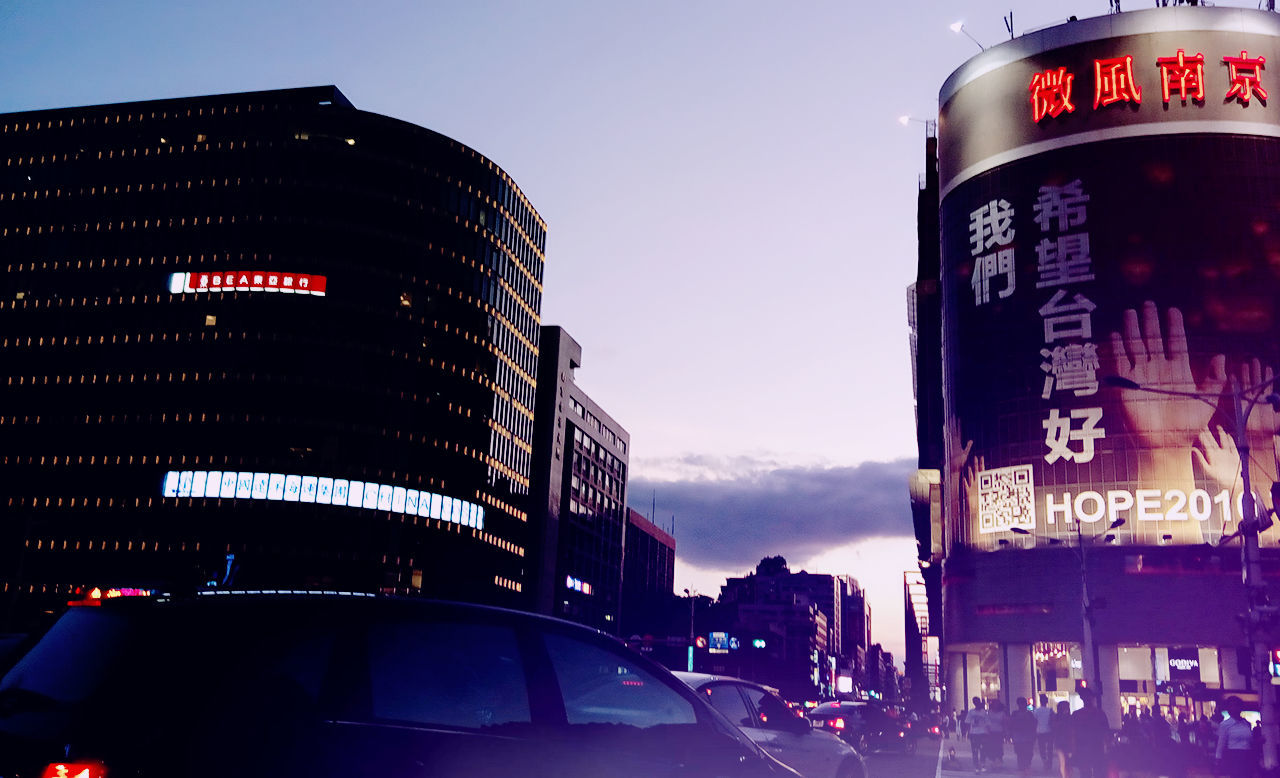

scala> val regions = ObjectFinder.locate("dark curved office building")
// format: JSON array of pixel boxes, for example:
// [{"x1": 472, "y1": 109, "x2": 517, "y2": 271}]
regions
[{"x1": 0, "y1": 86, "x2": 544, "y2": 629}]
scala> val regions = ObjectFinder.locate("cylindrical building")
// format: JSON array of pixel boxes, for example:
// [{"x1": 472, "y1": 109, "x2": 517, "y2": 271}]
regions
[
  {"x1": 0, "y1": 86, "x2": 544, "y2": 630},
  {"x1": 939, "y1": 8, "x2": 1280, "y2": 726}
]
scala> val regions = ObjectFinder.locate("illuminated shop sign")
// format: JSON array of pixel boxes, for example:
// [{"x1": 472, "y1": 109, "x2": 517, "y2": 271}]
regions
[
  {"x1": 1030, "y1": 48, "x2": 1265, "y2": 122},
  {"x1": 1167, "y1": 647, "x2": 1201, "y2": 681},
  {"x1": 166, "y1": 271, "x2": 327, "y2": 296},
  {"x1": 162, "y1": 470, "x2": 483, "y2": 529},
  {"x1": 565, "y1": 576, "x2": 593, "y2": 595}
]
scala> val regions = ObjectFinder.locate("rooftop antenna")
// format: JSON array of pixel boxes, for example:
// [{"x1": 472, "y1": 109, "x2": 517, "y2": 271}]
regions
[{"x1": 1004, "y1": 11, "x2": 1014, "y2": 40}]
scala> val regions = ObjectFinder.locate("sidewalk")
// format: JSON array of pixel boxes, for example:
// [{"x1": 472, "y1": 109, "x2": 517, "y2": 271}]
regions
[{"x1": 931, "y1": 733, "x2": 1220, "y2": 778}]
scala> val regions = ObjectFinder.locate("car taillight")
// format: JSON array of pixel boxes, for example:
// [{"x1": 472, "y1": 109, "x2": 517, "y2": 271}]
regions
[
  {"x1": 931, "y1": 726, "x2": 941, "y2": 735},
  {"x1": 829, "y1": 717, "x2": 845, "y2": 730},
  {"x1": 41, "y1": 762, "x2": 107, "y2": 778}
]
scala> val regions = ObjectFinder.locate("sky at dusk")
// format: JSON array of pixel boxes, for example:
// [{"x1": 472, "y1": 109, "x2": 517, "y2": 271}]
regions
[{"x1": 3, "y1": 0, "x2": 1258, "y2": 662}]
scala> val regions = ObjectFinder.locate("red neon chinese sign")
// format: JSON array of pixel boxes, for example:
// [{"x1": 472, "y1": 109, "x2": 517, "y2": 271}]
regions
[
  {"x1": 1094, "y1": 56, "x2": 1142, "y2": 108},
  {"x1": 1224, "y1": 51, "x2": 1267, "y2": 104},
  {"x1": 1028, "y1": 46, "x2": 1273, "y2": 121},
  {"x1": 1030, "y1": 67, "x2": 1076, "y2": 122},
  {"x1": 1157, "y1": 49, "x2": 1206, "y2": 103}
]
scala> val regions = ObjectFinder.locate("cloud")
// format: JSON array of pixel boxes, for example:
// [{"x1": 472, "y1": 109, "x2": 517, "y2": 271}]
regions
[{"x1": 629, "y1": 456, "x2": 919, "y2": 571}]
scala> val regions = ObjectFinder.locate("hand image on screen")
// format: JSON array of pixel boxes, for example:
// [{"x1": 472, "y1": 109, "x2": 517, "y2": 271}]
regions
[
  {"x1": 1193, "y1": 425, "x2": 1243, "y2": 495},
  {"x1": 958, "y1": 440, "x2": 983, "y2": 527},
  {"x1": 1108, "y1": 302, "x2": 1227, "y2": 450}
]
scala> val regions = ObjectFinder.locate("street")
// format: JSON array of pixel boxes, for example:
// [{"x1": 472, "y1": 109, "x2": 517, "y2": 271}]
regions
[{"x1": 865, "y1": 739, "x2": 943, "y2": 778}]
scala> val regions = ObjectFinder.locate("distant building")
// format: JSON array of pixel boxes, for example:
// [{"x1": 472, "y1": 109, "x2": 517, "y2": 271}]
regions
[
  {"x1": 715, "y1": 556, "x2": 868, "y2": 700},
  {"x1": 0, "y1": 86, "x2": 544, "y2": 631},
  {"x1": 865, "y1": 643, "x2": 900, "y2": 704},
  {"x1": 530, "y1": 326, "x2": 629, "y2": 632},
  {"x1": 906, "y1": 114, "x2": 944, "y2": 712},
  {"x1": 620, "y1": 508, "x2": 675, "y2": 637},
  {"x1": 903, "y1": 570, "x2": 937, "y2": 712}
]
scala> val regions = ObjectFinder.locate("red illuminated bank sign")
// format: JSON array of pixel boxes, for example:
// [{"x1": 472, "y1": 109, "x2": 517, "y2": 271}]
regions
[
  {"x1": 167, "y1": 271, "x2": 327, "y2": 296},
  {"x1": 940, "y1": 12, "x2": 1280, "y2": 551}
]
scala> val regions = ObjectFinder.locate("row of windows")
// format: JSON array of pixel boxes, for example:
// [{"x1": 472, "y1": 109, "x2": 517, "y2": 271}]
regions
[
  {"x1": 0, "y1": 100, "x2": 285, "y2": 135},
  {"x1": 571, "y1": 425, "x2": 627, "y2": 474},
  {"x1": 478, "y1": 488, "x2": 526, "y2": 524},
  {"x1": 494, "y1": 575, "x2": 522, "y2": 592},
  {"x1": 1, "y1": 210, "x2": 260, "y2": 238},
  {"x1": 27, "y1": 538, "x2": 197, "y2": 552},
  {"x1": 569, "y1": 399, "x2": 627, "y2": 455},
  {"x1": 1, "y1": 172, "x2": 261, "y2": 203},
  {"x1": 490, "y1": 316, "x2": 538, "y2": 393},
  {"x1": 495, "y1": 278, "x2": 539, "y2": 355},
  {"x1": 484, "y1": 450, "x2": 531, "y2": 491}
]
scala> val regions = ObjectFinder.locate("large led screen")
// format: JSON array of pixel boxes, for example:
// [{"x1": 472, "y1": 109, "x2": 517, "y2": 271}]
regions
[{"x1": 942, "y1": 134, "x2": 1280, "y2": 550}]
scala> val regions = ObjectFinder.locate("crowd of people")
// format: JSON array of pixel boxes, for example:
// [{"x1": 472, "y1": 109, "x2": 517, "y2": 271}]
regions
[{"x1": 944, "y1": 692, "x2": 1262, "y2": 777}]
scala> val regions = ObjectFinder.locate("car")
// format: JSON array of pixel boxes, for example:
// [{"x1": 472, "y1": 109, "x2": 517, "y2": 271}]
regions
[
  {"x1": 0, "y1": 590, "x2": 803, "y2": 778},
  {"x1": 675, "y1": 672, "x2": 868, "y2": 778},
  {"x1": 806, "y1": 700, "x2": 915, "y2": 755}
]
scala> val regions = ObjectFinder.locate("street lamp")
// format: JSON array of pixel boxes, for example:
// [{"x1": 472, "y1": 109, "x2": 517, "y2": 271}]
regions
[
  {"x1": 1104, "y1": 372, "x2": 1280, "y2": 771},
  {"x1": 683, "y1": 588, "x2": 697, "y2": 672},
  {"x1": 1012, "y1": 518, "x2": 1125, "y2": 696},
  {"x1": 949, "y1": 21, "x2": 986, "y2": 51}
]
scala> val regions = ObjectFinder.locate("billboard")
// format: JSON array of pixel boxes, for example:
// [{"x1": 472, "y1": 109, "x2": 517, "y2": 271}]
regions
[{"x1": 941, "y1": 12, "x2": 1280, "y2": 550}]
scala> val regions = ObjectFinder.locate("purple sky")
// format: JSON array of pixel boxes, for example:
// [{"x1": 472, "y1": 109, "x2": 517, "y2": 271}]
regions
[{"x1": 4, "y1": 0, "x2": 1241, "y2": 662}]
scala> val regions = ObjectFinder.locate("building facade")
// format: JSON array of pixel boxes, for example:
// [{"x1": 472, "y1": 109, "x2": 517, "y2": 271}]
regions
[
  {"x1": 530, "y1": 326, "x2": 629, "y2": 632},
  {"x1": 620, "y1": 508, "x2": 676, "y2": 637},
  {"x1": 935, "y1": 8, "x2": 1280, "y2": 727},
  {"x1": 0, "y1": 86, "x2": 545, "y2": 630}
]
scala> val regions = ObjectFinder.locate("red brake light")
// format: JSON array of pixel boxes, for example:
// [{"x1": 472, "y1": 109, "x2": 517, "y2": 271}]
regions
[
  {"x1": 830, "y1": 717, "x2": 845, "y2": 730},
  {"x1": 41, "y1": 762, "x2": 108, "y2": 778}
]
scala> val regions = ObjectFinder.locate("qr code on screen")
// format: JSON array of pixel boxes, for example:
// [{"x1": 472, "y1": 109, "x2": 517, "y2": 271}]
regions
[{"x1": 977, "y1": 464, "x2": 1035, "y2": 534}]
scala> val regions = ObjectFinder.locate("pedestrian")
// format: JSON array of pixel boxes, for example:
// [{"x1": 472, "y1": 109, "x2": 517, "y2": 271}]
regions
[
  {"x1": 1009, "y1": 696, "x2": 1037, "y2": 776},
  {"x1": 1070, "y1": 688, "x2": 1111, "y2": 778},
  {"x1": 987, "y1": 700, "x2": 1007, "y2": 769},
  {"x1": 968, "y1": 697, "x2": 990, "y2": 773},
  {"x1": 959, "y1": 706, "x2": 969, "y2": 740},
  {"x1": 1216, "y1": 696, "x2": 1255, "y2": 778},
  {"x1": 1050, "y1": 700, "x2": 1072, "y2": 778},
  {"x1": 1033, "y1": 693, "x2": 1054, "y2": 771}
]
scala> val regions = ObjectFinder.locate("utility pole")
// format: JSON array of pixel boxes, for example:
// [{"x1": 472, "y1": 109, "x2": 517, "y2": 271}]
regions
[{"x1": 1228, "y1": 375, "x2": 1279, "y2": 773}]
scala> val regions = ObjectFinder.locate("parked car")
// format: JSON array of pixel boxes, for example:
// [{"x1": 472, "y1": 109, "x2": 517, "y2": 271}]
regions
[
  {"x1": 806, "y1": 700, "x2": 915, "y2": 754},
  {"x1": 0, "y1": 590, "x2": 803, "y2": 778},
  {"x1": 675, "y1": 672, "x2": 867, "y2": 778}
]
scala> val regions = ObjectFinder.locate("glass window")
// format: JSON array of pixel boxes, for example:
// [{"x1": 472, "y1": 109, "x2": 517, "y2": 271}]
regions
[
  {"x1": 740, "y1": 685, "x2": 797, "y2": 730},
  {"x1": 701, "y1": 683, "x2": 755, "y2": 729},
  {"x1": 366, "y1": 620, "x2": 531, "y2": 730},
  {"x1": 542, "y1": 632, "x2": 696, "y2": 728}
]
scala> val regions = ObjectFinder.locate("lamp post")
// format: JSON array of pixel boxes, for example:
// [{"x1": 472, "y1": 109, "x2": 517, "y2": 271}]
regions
[
  {"x1": 949, "y1": 21, "x2": 986, "y2": 51},
  {"x1": 683, "y1": 588, "x2": 697, "y2": 672},
  {"x1": 1012, "y1": 518, "x2": 1125, "y2": 697},
  {"x1": 1104, "y1": 372, "x2": 1280, "y2": 772}
]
